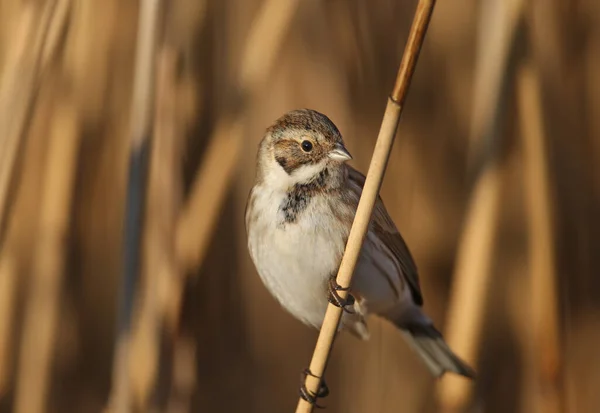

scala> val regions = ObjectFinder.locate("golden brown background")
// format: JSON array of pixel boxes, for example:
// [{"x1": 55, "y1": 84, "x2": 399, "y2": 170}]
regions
[{"x1": 0, "y1": 0, "x2": 598, "y2": 412}]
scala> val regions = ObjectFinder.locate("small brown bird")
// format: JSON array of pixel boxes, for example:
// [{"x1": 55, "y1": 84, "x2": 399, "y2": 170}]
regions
[{"x1": 245, "y1": 109, "x2": 474, "y2": 388}]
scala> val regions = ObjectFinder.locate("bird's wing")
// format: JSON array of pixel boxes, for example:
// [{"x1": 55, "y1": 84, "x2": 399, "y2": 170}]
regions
[{"x1": 347, "y1": 166, "x2": 423, "y2": 306}]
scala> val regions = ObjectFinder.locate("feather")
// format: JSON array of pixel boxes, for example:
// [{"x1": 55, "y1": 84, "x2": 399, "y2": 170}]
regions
[{"x1": 346, "y1": 166, "x2": 423, "y2": 306}]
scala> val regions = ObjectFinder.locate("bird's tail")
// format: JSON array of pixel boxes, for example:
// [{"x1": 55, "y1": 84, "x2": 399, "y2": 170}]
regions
[{"x1": 399, "y1": 323, "x2": 476, "y2": 379}]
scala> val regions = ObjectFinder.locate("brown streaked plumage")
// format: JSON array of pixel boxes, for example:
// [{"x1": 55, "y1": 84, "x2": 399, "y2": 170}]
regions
[
  {"x1": 245, "y1": 109, "x2": 475, "y2": 380},
  {"x1": 347, "y1": 168, "x2": 423, "y2": 305}
]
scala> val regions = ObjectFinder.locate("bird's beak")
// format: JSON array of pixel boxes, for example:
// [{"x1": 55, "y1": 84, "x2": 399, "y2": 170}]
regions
[{"x1": 328, "y1": 143, "x2": 353, "y2": 162}]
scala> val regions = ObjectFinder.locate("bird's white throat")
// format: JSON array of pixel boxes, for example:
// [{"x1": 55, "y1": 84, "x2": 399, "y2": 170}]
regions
[{"x1": 262, "y1": 155, "x2": 329, "y2": 190}]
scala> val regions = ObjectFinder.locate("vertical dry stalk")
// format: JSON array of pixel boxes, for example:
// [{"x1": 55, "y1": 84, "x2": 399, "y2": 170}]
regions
[
  {"x1": 0, "y1": 5, "x2": 37, "y2": 396},
  {"x1": 295, "y1": 1, "x2": 436, "y2": 412},
  {"x1": 0, "y1": 0, "x2": 70, "y2": 245},
  {"x1": 436, "y1": 162, "x2": 503, "y2": 412},
  {"x1": 128, "y1": 45, "x2": 183, "y2": 411},
  {"x1": 238, "y1": 0, "x2": 300, "y2": 93},
  {"x1": 175, "y1": 0, "x2": 300, "y2": 275},
  {"x1": 175, "y1": 117, "x2": 243, "y2": 271},
  {"x1": 13, "y1": 99, "x2": 80, "y2": 413},
  {"x1": 0, "y1": 6, "x2": 35, "y2": 237},
  {"x1": 525, "y1": 4, "x2": 589, "y2": 410},
  {"x1": 0, "y1": 0, "x2": 72, "y2": 408},
  {"x1": 437, "y1": 1, "x2": 523, "y2": 410},
  {"x1": 466, "y1": 0, "x2": 524, "y2": 163},
  {"x1": 0, "y1": 246, "x2": 17, "y2": 394},
  {"x1": 0, "y1": 6, "x2": 39, "y2": 395},
  {"x1": 517, "y1": 59, "x2": 563, "y2": 413},
  {"x1": 109, "y1": 1, "x2": 162, "y2": 412}
]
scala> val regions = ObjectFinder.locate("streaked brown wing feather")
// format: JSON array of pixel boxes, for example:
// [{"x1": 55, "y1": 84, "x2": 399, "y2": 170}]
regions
[{"x1": 347, "y1": 166, "x2": 423, "y2": 306}]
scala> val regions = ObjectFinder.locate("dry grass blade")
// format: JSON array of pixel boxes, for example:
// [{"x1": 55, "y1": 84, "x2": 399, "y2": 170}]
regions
[
  {"x1": 175, "y1": 0, "x2": 300, "y2": 275},
  {"x1": 0, "y1": 0, "x2": 70, "y2": 247},
  {"x1": 128, "y1": 45, "x2": 185, "y2": 411},
  {"x1": 129, "y1": 0, "x2": 163, "y2": 151},
  {"x1": 466, "y1": 0, "x2": 524, "y2": 165},
  {"x1": 0, "y1": 247, "x2": 17, "y2": 395},
  {"x1": 517, "y1": 59, "x2": 563, "y2": 413},
  {"x1": 176, "y1": 117, "x2": 243, "y2": 271},
  {"x1": 0, "y1": 5, "x2": 38, "y2": 395},
  {"x1": 108, "y1": 1, "x2": 162, "y2": 412},
  {"x1": 0, "y1": 6, "x2": 35, "y2": 233},
  {"x1": 436, "y1": 161, "x2": 503, "y2": 413},
  {"x1": 437, "y1": 0, "x2": 524, "y2": 410},
  {"x1": 239, "y1": 0, "x2": 300, "y2": 92},
  {"x1": 0, "y1": 0, "x2": 72, "y2": 408},
  {"x1": 13, "y1": 98, "x2": 80, "y2": 413},
  {"x1": 295, "y1": 1, "x2": 436, "y2": 412}
]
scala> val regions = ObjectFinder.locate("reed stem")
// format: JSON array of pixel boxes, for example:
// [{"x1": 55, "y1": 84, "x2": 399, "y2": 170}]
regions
[
  {"x1": 14, "y1": 98, "x2": 80, "y2": 413},
  {"x1": 295, "y1": 1, "x2": 436, "y2": 411},
  {"x1": 109, "y1": 1, "x2": 162, "y2": 411},
  {"x1": 517, "y1": 58, "x2": 563, "y2": 413}
]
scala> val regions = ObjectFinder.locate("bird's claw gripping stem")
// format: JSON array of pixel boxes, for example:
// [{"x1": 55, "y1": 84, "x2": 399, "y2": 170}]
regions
[
  {"x1": 299, "y1": 368, "x2": 329, "y2": 408},
  {"x1": 327, "y1": 276, "x2": 355, "y2": 313}
]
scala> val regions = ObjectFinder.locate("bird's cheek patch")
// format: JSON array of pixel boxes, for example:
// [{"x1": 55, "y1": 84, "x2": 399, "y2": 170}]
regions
[
  {"x1": 275, "y1": 156, "x2": 294, "y2": 174},
  {"x1": 274, "y1": 141, "x2": 302, "y2": 174}
]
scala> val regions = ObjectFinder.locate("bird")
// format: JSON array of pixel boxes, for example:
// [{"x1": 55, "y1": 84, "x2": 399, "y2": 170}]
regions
[{"x1": 245, "y1": 109, "x2": 475, "y2": 397}]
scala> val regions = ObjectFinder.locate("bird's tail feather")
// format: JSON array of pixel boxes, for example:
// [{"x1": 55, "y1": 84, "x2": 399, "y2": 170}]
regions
[{"x1": 399, "y1": 324, "x2": 476, "y2": 379}]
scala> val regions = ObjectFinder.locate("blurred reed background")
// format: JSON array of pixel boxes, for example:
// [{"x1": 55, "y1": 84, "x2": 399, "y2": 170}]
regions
[{"x1": 0, "y1": 0, "x2": 598, "y2": 412}]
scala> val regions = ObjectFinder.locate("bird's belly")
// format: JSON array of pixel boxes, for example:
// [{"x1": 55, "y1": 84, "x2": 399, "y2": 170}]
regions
[{"x1": 249, "y1": 219, "x2": 345, "y2": 328}]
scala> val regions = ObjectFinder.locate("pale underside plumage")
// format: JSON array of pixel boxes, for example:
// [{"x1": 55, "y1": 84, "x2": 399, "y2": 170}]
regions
[{"x1": 246, "y1": 163, "x2": 429, "y2": 339}]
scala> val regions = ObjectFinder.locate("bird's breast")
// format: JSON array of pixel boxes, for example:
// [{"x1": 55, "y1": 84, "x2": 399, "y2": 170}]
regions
[{"x1": 246, "y1": 186, "x2": 349, "y2": 327}]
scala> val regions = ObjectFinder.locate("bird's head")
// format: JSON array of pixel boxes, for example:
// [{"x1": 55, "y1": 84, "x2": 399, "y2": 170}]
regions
[{"x1": 256, "y1": 109, "x2": 352, "y2": 189}]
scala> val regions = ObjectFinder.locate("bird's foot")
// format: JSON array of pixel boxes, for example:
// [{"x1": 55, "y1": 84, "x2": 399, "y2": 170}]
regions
[
  {"x1": 327, "y1": 276, "x2": 355, "y2": 313},
  {"x1": 299, "y1": 368, "x2": 329, "y2": 408}
]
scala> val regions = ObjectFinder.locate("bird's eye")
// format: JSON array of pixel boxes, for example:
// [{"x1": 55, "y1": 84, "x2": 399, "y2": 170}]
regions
[{"x1": 301, "y1": 140, "x2": 313, "y2": 152}]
